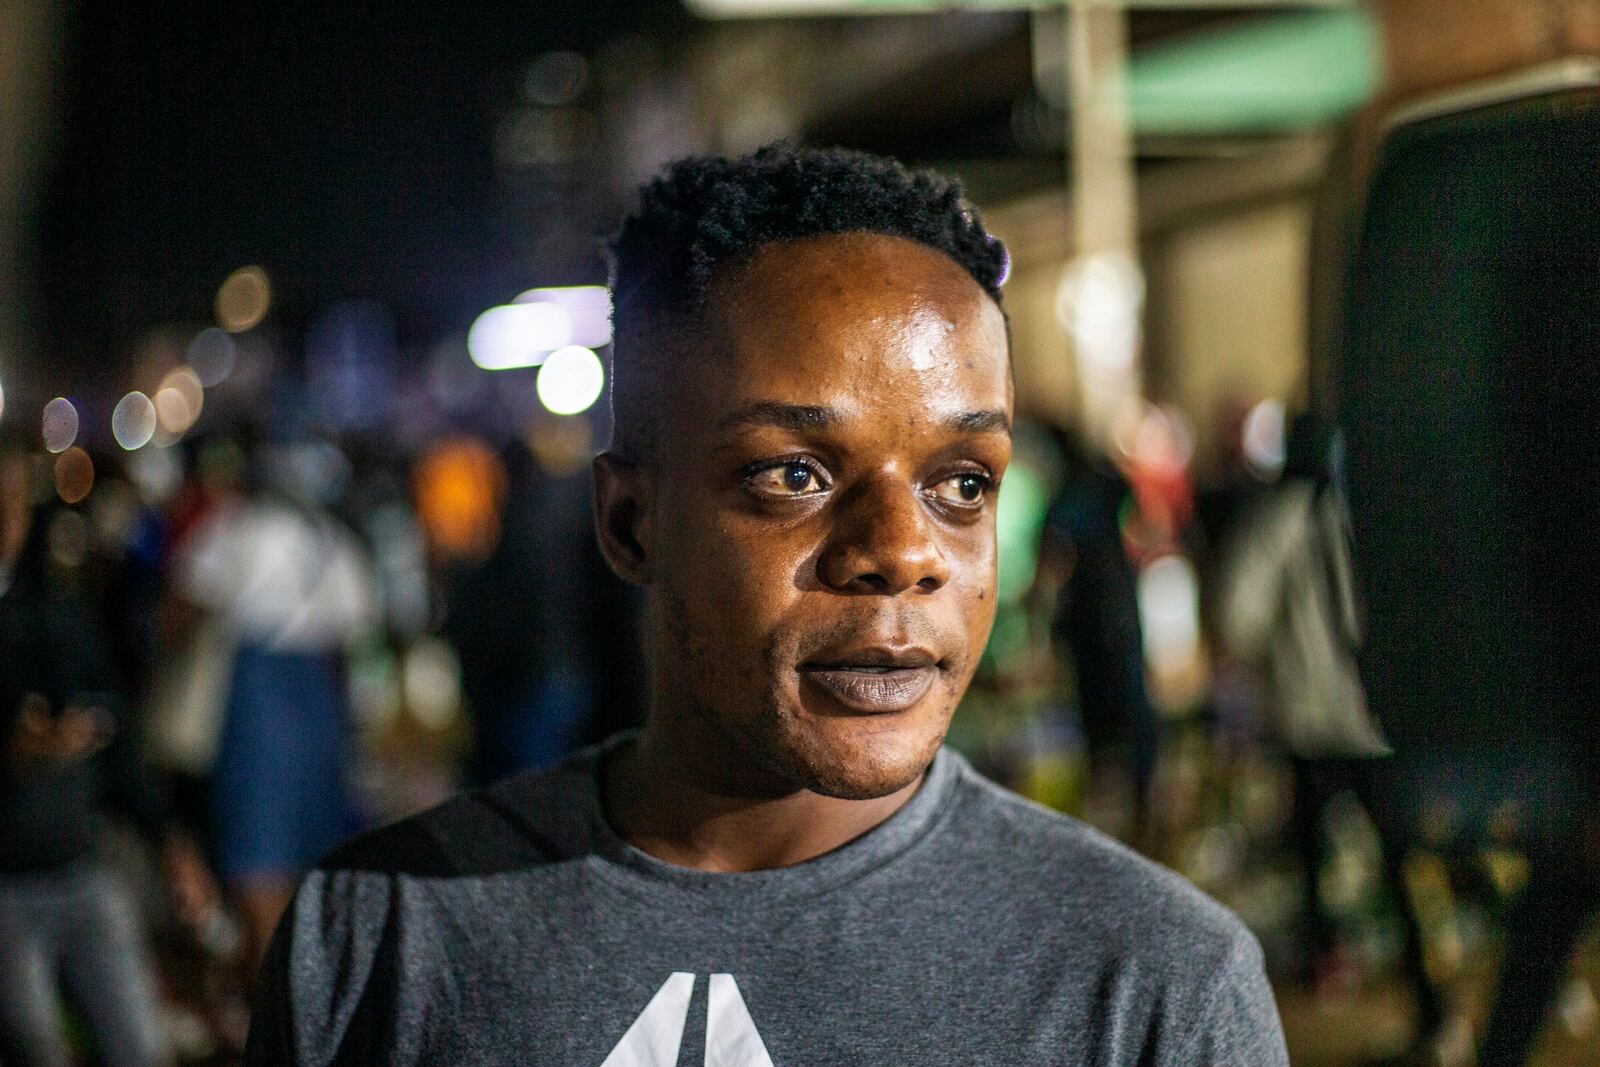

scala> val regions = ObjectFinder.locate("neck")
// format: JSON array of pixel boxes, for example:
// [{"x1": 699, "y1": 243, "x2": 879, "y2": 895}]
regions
[{"x1": 601, "y1": 717, "x2": 924, "y2": 873}]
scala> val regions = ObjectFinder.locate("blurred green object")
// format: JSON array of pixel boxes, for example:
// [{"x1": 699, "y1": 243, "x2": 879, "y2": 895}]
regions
[
  {"x1": 995, "y1": 461, "x2": 1048, "y2": 605},
  {"x1": 1126, "y1": 7, "x2": 1380, "y2": 134},
  {"x1": 983, "y1": 603, "x2": 1032, "y2": 670},
  {"x1": 685, "y1": 0, "x2": 1379, "y2": 136},
  {"x1": 687, "y1": 0, "x2": 1360, "y2": 16}
]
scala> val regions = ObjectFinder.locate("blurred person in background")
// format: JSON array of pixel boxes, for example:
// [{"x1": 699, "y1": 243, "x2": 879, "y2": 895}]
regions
[
  {"x1": 1212, "y1": 414, "x2": 1443, "y2": 1046},
  {"x1": 1192, "y1": 397, "x2": 1278, "y2": 561},
  {"x1": 147, "y1": 436, "x2": 254, "y2": 837},
  {"x1": 1033, "y1": 428, "x2": 1160, "y2": 843},
  {"x1": 1190, "y1": 397, "x2": 1278, "y2": 746},
  {"x1": 441, "y1": 438, "x2": 598, "y2": 784},
  {"x1": 0, "y1": 431, "x2": 215, "y2": 1067},
  {"x1": 171, "y1": 437, "x2": 377, "y2": 976}
]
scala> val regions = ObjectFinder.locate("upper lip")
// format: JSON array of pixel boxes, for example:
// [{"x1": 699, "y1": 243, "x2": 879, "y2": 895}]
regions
[{"x1": 800, "y1": 646, "x2": 939, "y2": 671}]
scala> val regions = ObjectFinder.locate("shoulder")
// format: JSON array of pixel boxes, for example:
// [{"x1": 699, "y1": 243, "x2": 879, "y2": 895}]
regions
[
  {"x1": 937, "y1": 757, "x2": 1284, "y2": 1061},
  {"x1": 247, "y1": 756, "x2": 604, "y2": 1063},
  {"x1": 271, "y1": 765, "x2": 585, "y2": 963},
  {"x1": 922, "y1": 754, "x2": 1287, "y2": 1064},
  {"x1": 283, "y1": 748, "x2": 602, "y2": 944},
  {"x1": 941, "y1": 754, "x2": 1253, "y2": 960},
  {"x1": 319, "y1": 753, "x2": 598, "y2": 882}
]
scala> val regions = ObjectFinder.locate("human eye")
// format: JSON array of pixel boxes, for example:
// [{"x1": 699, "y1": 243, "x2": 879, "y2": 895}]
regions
[
  {"x1": 927, "y1": 469, "x2": 995, "y2": 508},
  {"x1": 743, "y1": 457, "x2": 830, "y2": 498}
]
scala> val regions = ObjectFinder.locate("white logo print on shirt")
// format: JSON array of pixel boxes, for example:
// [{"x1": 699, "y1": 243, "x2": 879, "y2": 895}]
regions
[{"x1": 600, "y1": 972, "x2": 776, "y2": 1067}]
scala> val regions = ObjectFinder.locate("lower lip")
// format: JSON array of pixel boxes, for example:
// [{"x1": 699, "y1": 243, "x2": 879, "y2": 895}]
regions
[{"x1": 798, "y1": 666, "x2": 938, "y2": 714}]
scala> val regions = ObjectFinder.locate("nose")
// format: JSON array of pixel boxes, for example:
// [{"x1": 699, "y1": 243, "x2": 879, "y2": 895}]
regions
[{"x1": 816, "y1": 476, "x2": 951, "y2": 595}]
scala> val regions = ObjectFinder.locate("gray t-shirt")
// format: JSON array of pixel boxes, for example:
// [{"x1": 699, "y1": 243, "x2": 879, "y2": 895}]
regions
[{"x1": 247, "y1": 740, "x2": 1287, "y2": 1066}]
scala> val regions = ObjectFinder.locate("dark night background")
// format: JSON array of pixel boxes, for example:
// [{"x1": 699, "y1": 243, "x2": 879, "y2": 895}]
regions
[{"x1": 36, "y1": 0, "x2": 681, "y2": 383}]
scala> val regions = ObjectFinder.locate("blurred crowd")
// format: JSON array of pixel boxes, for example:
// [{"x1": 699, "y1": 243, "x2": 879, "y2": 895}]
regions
[{"x1": 0, "y1": 404, "x2": 645, "y2": 1065}]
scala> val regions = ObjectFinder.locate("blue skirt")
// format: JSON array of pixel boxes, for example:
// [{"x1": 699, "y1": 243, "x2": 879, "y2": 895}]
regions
[{"x1": 211, "y1": 646, "x2": 356, "y2": 884}]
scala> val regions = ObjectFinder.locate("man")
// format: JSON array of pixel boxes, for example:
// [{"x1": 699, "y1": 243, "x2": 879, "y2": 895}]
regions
[{"x1": 247, "y1": 145, "x2": 1287, "y2": 1065}]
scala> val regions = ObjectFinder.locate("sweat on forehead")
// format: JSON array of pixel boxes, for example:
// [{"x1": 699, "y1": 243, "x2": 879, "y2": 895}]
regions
[
  {"x1": 670, "y1": 235, "x2": 1011, "y2": 452},
  {"x1": 706, "y1": 232, "x2": 993, "y2": 327}
]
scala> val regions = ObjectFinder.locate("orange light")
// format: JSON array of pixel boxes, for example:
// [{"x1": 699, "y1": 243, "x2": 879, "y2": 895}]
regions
[
  {"x1": 413, "y1": 437, "x2": 507, "y2": 560},
  {"x1": 54, "y1": 447, "x2": 95, "y2": 504}
]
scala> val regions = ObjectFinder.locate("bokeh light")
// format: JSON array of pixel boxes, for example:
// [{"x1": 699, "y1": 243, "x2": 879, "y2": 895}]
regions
[
  {"x1": 155, "y1": 366, "x2": 204, "y2": 435},
  {"x1": 1056, "y1": 251, "x2": 1145, "y2": 373},
  {"x1": 154, "y1": 389, "x2": 192, "y2": 435},
  {"x1": 467, "y1": 303, "x2": 572, "y2": 370},
  {"x1": 216, "y1": 265, "x2": 272, "y2": 332},
  {"x1": 187, "y1": 326, "x2": 238, "y2": 386},
  {"x1": 414, "y1": 437, "x2": 506, "y2": 560},
  {"x1": 53, "y1": 446, "x2": 95, "y2": 504},
  {"x1": 1120, "y1": 402, "x2": 1194, "y2": 472},
  {"x1": 536, "y1": 345, "x2": 604, "y2": 416},
  {"x1": 42, "y1": 397, "x2": 79, "y2": 453},
  {"x1": 1137, "y1": 553, "x2": 1201, "y2": 675},
  {"x1": 402, "y1": 638, "x2": 463, "y2": 731},
  {"x1": 0, "y1": 379, "x2": 6, "y2": 423},
  {"x1": 112, "y1": 391, "x2": 158, "y2": 450},
  {"x1": 1241, "y1": 397, "x2": 1287, "y2": 476},
  {"x1": 513, "y1": 285, "x2": 611, "y2": 348},
  {"x1": 127, "y1": 444, "x2": 182, "y2": 504}
]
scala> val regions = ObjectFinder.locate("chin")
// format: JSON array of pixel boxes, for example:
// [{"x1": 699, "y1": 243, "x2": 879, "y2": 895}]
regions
[{"x1": 760, "y1": 704, "x2": 951, "y2": 801}]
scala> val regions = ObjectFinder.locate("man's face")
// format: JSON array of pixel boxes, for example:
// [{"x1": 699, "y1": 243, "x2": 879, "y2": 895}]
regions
[{"x1": 639, "y1": 232, "x2": 1011, "y2": 800}]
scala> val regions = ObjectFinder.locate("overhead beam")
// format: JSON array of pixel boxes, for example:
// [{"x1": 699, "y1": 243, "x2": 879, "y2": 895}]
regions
[{"x1": 688, "y1": 0, "x2": 1352, "y2": 17}]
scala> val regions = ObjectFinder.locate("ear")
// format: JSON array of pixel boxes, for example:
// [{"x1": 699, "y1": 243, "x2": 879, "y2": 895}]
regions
[{"x1": 593, "y1": 451, "x2": 654, "y2": 586}]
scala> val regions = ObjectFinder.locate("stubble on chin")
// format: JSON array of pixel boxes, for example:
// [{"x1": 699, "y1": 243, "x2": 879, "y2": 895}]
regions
[
  {"x1": 740, "y1": 634, "x2": 960, "y2": 801},
  {"x1": 790, "y1": 723, "x2": 946, "y2": 800},
  {"x1": 656, "y1": 585, "x2": 953, "y2": 801}
]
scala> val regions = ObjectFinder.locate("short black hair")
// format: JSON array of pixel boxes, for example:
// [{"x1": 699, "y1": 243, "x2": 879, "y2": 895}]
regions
[{"x1": 606, "y1": 143, "x2": 1008, "y2": 461}]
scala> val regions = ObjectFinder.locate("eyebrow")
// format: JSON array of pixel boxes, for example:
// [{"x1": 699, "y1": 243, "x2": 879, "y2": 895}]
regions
[
  {"x1": 718, "y1": 402, "x2": 840, "y2": 434},
  {"x1": 717, "y1": 402, "x2": 1011, "y2": 437},
  {"x1": 946, "y1": 409, "x2": 1011, "y2": 436}
]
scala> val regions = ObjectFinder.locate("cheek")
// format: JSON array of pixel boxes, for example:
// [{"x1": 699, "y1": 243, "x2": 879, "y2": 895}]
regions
[
  {"x1": 660, "y1": 496, "x2": 813, "y2": 639},
  {"x1": 951, "y1": 534, "x2": 1000, "y2": 652}
]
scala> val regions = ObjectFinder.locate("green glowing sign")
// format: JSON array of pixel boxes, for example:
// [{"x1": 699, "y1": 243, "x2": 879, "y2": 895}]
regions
[
  {"x1": 685, "y1": 1, "x2": 1379, "y2": 134},
  {"x1": 688, "y1": 0, "x2": 1354, "y2": 13},
  {"x1": 1126, "y1": 7, "x2": 1379, "y2": 133}
]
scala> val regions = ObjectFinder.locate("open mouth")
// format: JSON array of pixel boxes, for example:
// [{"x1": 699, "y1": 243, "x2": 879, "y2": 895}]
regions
[{"x1": 797, "y1": 649, "x2": 941, "y2": 714}]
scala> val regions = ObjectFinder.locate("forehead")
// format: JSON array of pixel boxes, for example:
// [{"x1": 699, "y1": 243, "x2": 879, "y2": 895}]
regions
[{"x1": 694, "y1": 232, "x2": 1010, "y2": 417}]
